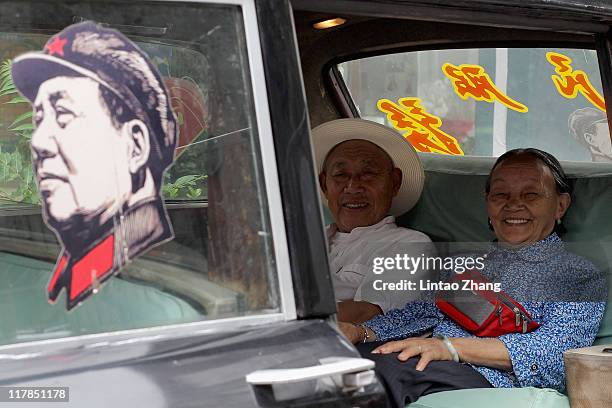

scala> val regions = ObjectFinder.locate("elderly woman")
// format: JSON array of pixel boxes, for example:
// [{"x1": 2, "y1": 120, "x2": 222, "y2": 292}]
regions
[{"x1": 340, "y1": 148, "x2": 606, "y2": 408}]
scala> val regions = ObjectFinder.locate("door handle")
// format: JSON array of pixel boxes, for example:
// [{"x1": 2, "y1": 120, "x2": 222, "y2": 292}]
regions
[{"x1": 245, "y1": 357, "x2": 374, "y2": 385}]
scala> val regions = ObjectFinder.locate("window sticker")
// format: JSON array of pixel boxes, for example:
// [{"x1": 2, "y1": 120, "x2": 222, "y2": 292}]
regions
[
  {"x1": 569, "y1": 107, "x2": 612, "y2": 162},
  {"x1": 377, "y1": 97, "x2": 464, "y2": 155},
  {"x1": 442, "y1": 63, "x2": 528, "y2": 113},
  {"x1": 11, "y1": 21, "x2": 178, "y2": 310},
  {"x1": 546, "y1": 51, "x2": 606, "y2": 111}
]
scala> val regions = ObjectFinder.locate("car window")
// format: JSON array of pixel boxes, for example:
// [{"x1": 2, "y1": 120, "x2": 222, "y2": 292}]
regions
[
  {"x1": 0, "y1": 1, "x2": 287, "y2": 346},
  {"x1": 338, "y1": 47, "x2": 611, "y2": 162}
]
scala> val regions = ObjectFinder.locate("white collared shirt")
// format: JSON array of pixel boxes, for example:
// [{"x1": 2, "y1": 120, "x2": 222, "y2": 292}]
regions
[{"x1": 327, "y1": 216, "x2": 434, "y2": 313}]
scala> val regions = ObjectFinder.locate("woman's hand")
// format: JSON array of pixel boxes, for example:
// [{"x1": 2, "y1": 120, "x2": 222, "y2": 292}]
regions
[{"x1": 372, "y1": 338, "x2": 453, "y2": 371}]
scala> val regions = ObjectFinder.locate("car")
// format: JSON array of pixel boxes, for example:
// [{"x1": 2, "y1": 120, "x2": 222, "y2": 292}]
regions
[
  {"x1": 0, "y1": 1, "x2": 384, "y2": 407},
  {"x1": 0, "y1": 1, "x2": 610, "y2": 407}
]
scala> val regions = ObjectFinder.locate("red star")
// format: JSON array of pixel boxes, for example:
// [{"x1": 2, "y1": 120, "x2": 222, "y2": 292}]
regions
[{"x1": 46, "y1": 36, "x2": 67, "y2": 57}]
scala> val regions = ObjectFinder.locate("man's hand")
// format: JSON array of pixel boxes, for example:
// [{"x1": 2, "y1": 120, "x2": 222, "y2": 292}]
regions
[
  {"x1": 338, "y1": 322, "x2": 362, "y2": 344},
  {"x1": 372, "y1": 338, "x2": 452, "y2": 371},
  {"x1": 337, "y1": 300, "x2": 383, "y2": 323},
  {"x1": 338, "y1": 322, "x2": 378, "y2": 344}
]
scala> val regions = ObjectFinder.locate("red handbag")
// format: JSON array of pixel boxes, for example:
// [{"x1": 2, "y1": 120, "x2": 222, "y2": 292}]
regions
[{"x1": 435, "y1": 269, "x2": 540, "y2": 337}]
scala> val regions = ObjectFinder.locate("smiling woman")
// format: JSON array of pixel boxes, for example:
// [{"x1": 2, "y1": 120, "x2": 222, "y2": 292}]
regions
[
  {"x1": 342, "y1": 147, "x2": 606, "y2": 408},
  {"x1": 485, "y1": 148, "x2": 572, "y2": 246}
]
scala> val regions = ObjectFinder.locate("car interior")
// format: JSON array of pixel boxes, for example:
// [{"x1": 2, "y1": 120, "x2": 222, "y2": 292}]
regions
[{"x1": 291, "y1": 4, "x2": 612, "y2": 407}]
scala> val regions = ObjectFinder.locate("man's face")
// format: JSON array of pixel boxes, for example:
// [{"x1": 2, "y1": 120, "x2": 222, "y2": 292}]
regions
[
  {"x1": 486, "y1": 156, "x2": 570, "y2": 247},
  {"x1": 31, "y1": 76, "x2": 132, "y2": 229},
  {"x1": 319, "y1": 140, "x2": 401, "y2": 233}
]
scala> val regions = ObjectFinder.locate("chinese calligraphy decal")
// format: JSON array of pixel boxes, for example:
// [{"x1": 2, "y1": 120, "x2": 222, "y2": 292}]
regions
[
  {"x1": 546, "y1": 52, "x2": 606, "y2": 112},
  {"x1": 377, "y1": 97, "x2": 464, "y2": 155},
  {"x1": 442, "y1": 63, "x2": 528, "y2": 113}
]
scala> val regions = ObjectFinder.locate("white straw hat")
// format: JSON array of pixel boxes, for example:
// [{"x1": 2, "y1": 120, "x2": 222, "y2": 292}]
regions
[{"x1": 312, "y1": 118, "x2": 424, "y2": 216}]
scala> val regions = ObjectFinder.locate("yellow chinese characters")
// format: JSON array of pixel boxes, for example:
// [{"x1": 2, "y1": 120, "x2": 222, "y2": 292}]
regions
[
  {"x1": 442, "y1": 63, "x2": 528, "y2": 113},
  {"x1": 377, "y1": 97, "x2": 464, "y2": 155},
  {"x1": 546, "y1": 52, "x2": 606, "y2": 111}
]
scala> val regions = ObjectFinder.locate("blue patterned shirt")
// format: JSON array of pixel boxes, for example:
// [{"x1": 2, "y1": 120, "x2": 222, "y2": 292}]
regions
[{"x1": 364, "y1": 233, "x2": 606, "y2": 392}]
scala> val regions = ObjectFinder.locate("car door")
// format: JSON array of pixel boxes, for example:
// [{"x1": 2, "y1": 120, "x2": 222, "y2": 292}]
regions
[{"x1": 0, "y1": 1, "x2": 385, "y2": 407}]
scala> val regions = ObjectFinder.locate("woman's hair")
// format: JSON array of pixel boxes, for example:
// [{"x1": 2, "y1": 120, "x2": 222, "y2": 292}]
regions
[
  {"x1": 485, "y1": 148, "x2": 571, "y2": 195},
  {"x1": 485, "y1": 148, "x2": 572, "y2": 233}
]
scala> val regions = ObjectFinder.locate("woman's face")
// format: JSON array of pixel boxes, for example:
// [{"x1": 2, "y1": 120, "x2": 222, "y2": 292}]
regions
[{"x1": 486, "y1": 156, "x2": 571, "y2": 247}]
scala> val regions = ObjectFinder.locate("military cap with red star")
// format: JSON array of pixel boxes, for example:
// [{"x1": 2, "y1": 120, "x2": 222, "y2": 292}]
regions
[{"x1": 11, "y1": 21, "x2": 177, "y2": 170}]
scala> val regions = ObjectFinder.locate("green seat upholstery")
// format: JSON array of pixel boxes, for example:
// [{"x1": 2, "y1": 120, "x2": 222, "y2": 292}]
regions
[
  {"x1": 409, "y1": 387, "x2": 569, "y2": 408},
  {"x1": 395, "y1": 155, "x2": 612, "y2": 407},
  {"x1": 594, "y1": 298, "x2": 612, "y2": 345},
  {"x1": 563, "y1": 175, "x2": 612, "y2": 345},
  {"x1": 0, "y1": 252, "x2": 200, "y2": 346}
]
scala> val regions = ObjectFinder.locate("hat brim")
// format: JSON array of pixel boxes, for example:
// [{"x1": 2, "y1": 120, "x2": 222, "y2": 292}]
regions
[
  {"x1": 312, "y1": 118, "x2": 424, "y2": 216},
  {"x1": 12, "y1": 53, "x2": 116, "y2": 102}
]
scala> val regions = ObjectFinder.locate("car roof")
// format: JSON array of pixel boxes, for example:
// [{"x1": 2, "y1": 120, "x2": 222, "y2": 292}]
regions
[{"x1": 293, "y1": 0, "x2": 612, "y2": 27}]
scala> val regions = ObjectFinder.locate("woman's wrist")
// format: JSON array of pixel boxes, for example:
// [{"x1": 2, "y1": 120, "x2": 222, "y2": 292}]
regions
[
  {"x1": 435, "y1": 335, "x2": 460, "y2": 362},
  {"x1": 448, "y1": 338, "x2": 512, "y2": 371}
]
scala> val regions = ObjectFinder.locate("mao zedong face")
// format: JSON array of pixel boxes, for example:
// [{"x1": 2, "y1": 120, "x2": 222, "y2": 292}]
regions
[{"x1": 31, "y1": 76, "x2": 142, "y2": 230}]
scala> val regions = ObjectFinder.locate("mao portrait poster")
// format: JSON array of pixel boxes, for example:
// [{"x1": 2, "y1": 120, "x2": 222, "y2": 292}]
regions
[{"x1": 11, "y1": 21, "x2": 178, "y2": 310}]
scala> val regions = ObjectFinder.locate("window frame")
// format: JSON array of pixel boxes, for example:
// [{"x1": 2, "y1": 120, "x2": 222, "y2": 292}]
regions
[
  {"x1": 255, "y1": 0, "x2": 337, "y2": 318},
  {"x1": 0, "y1": 0, "x2": 298, "y2": 354}
]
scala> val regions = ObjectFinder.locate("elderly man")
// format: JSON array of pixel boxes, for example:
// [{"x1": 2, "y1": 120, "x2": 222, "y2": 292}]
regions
[
  {"x1": 11, "y1": 21, "x2": 177, "y2": 309},
  {"x1": 312, "y1": 118, "x2": 433, "y2": 323}
]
